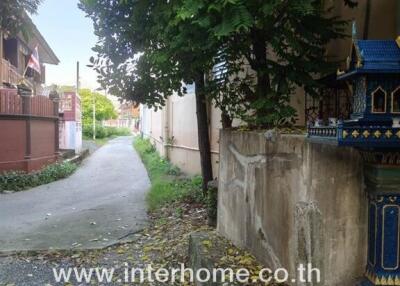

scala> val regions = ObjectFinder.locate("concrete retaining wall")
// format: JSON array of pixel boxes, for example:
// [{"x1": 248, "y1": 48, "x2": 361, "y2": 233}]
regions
[{"x1": 217, "y1": 130, "x2": 367, "y2": 285}]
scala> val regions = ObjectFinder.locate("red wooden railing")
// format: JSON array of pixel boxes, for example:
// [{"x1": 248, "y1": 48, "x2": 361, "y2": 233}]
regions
[
  {"x1": 0, "y1": 88, "x2": 22, "y2": 114},
  {"x1": 30, "y1": 95, "x2": 57, "y2": 117},
  {"x1": 0, "y1": 59, "x2": 22, "y2": 87},
  {"x1": 1, "y1": 58, "x2": 34, "y2": 90},
  {"x1": 0, "y1": 89, "x2": 57, "y2": 117}
]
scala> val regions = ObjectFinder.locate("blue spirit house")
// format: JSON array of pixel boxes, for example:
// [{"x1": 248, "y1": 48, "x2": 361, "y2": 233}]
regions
[
  {"x1": 309, "y1": 37, "x2": 400, "y2": 285},
  {"x1": 309, "y1": 39, "x2": 400, "y2": 148}
]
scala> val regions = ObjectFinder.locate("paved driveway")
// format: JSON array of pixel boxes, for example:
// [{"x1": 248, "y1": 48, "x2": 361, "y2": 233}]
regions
[{"x1": 0, "y1": 136, "x2": 150, "y2": 252}]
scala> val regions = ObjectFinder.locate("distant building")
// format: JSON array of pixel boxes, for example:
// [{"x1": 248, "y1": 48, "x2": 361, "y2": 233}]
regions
[
  {"x1": 104, "y1": 102, "x2": 139, "y2": 132},
  {"x1": 59, "y1": 92, "x2": 82, "y2": 154}
]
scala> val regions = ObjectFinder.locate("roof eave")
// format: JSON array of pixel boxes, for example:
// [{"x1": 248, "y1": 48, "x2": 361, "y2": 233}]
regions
[
  {"x1": 338, "y1": 69, "x2": 400, "y2": 81},
  {"x1": 25, "y1": 14, "x2": 60, "y2": 65}
]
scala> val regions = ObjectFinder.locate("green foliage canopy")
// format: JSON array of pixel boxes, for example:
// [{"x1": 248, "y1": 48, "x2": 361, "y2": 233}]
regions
[
  {"x1": 0, "y1": 0, "x2": 42, "y2": 36},
  {"x1": 80, "y1": 89, "x2": 117, "y2": 125},
  {"x1": 80, "y1": 0, "x2": 220, "y2": 110},
  {"x1": 178, "y1": 0, "x2": 348, "y2": 126},
  {"x1": 80, "y1": 0, "x2": 348, "y2": 128}
]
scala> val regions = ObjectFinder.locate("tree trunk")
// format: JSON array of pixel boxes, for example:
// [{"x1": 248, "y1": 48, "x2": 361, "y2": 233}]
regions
[
  {"x1": 252, "y1": 30, "x2": 269, "y2": 98},
  {"x1": 194, "y1": 72, "x2": 213, "y2": 194},
  {"x1": 250, "y1": 29, "x2": 272, "y2": 127},
  {"x1": 221, "y1": 110, "x2": 232, "y2": 129},
  {"x1": 363, "y1": 0, "x2": 371, "y2": 39}
]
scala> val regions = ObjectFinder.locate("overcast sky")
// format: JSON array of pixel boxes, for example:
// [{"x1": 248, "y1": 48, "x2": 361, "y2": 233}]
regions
[{"x1": 32, "y1": 0, "x2": 100, "y2": 90}]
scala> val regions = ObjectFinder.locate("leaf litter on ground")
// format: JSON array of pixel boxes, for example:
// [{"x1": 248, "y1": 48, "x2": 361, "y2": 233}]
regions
[{"x1": 0, "y1": 201, "x2": 280, "y2": 285}]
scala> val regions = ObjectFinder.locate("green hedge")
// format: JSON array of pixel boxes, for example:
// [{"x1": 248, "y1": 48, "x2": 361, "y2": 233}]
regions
[
  {"x1": 0, "y1": 162, "x2": 77, "y2": 192},
  {"x1": 83, "y1": 125, "x2": 131, "y2": 139}
]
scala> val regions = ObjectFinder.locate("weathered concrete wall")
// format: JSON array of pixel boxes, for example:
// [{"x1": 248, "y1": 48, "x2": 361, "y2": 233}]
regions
[{"x1": 218, "y1": 130, "x2": 367, "y2": 285}]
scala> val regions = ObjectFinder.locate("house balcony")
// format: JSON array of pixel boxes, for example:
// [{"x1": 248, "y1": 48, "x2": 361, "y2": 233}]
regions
[{"x1": 0, "y1": 58, "x2": 33, "y2": 90}]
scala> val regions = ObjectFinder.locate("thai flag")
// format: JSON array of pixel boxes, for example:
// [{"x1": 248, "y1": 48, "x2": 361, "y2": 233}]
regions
[{"x1": 27, "y1": 46, "x2": 41, "y2": 74}]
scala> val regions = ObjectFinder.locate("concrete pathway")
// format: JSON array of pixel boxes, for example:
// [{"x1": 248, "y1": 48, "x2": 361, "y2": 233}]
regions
[{"x1": 0, "y1": 136, "x2": 150, "y2": 252}]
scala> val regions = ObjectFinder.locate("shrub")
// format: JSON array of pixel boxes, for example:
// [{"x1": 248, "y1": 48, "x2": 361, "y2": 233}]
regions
[
  {"x1": 95, "y1": 125, "x2": 109, "y2": 138},
  {"x1": 83, "y1": 124, "x2": 131, "y2": 139},
  {"x1": 106, "y1": 127, "x2": 131, "y2": 136},
  {"x1": 0, "y1": 162, "x2": 77, "y2": 192},
  {"x1": 207, "y1": 182, "x2": 218, "y2": 227},
  {"x1": 83, "y1": 124, "x2": 107, "y2": 139}
]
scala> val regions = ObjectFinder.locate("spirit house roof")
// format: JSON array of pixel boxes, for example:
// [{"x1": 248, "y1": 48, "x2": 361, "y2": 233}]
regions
[
  {"x1": 308, "y1": 37, "x2": 400, "y2": 149},
  {"x1": 338, "y1": 38, "x2": 400, "y2": 80}
]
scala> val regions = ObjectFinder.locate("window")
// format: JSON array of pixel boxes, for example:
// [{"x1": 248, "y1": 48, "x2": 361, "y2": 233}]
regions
[
  {"x1": 392, "y1": 87, "x2": 400, "y2": 113},
  {"x1": 371, "y1": 87, "x2": 387, "y2": 113}
]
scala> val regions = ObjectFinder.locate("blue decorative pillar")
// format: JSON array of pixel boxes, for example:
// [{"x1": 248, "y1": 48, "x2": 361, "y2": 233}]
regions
[
  {"x1": 359, "y1": 151, "x2": 400, "y2": 286},
  {"x1": 307, "y1": 36, "x2": 400, "y2": 285}
]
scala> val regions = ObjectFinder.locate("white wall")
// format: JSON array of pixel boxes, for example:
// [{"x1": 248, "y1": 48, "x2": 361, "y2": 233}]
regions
[{"x1": 140, "y1": 94, "x2": 221, "y2": 177}]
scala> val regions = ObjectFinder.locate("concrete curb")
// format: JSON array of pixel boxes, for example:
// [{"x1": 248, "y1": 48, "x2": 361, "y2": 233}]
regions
[
  {"x1": 0, "y1": 227, "x2": 145, "y2": 256},
  {"x1": 64, "y1": 149, "x2": 90, "y2": 165}
]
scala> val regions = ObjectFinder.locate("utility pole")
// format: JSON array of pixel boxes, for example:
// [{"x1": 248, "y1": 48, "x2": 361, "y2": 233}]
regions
[
  {"x1": 76, "y1": 61, "x2": 80, "y2": 93},
  {"x1": 93, "y1": 90, "x2": 96, "y2": 140},
  {"x1": 0, "y1": 31, "x2": 3, "y2": 88}
]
